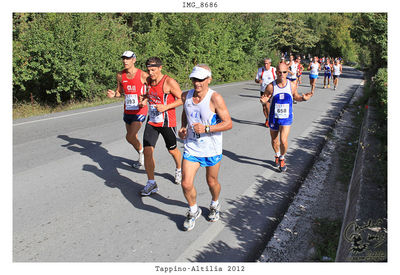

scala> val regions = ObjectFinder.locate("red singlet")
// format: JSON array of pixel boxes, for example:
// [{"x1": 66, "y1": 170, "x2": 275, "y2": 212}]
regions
[
  {"x1": 147, "y1": 75, "x2": 177, "y2": 127},
  {"x1": 121, "y1": 69, "x2": 148, "y2": 115}
]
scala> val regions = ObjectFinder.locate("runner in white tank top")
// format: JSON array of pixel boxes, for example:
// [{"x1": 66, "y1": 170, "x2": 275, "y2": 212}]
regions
[
  {"x1": 178, "y1": 64, "x2": 232, "y2": 231},
  {"x1": 255, "y1": 58, "x2": 277, "y2": 127},
  {"x1": 332, "y1": 59, "x2": 343, "y2": 90},
  {"x1": 307, "y1": 56, "x2": 321, "y2": 94},
  {"x1": 184, "y1": 88, "x2": 222, "y2": 157}
]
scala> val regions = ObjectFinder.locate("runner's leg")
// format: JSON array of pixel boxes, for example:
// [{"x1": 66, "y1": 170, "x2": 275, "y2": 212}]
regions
[
  {"x1": 205, "y1": 161, "x2": 221, "y2": 202},
  {"x1": 181, "y1": 159, "x2": 201, "y2": 206},
  {"x1": 125, "y1": 121, "x2": 142, "y2": 152},
  {"x1": 279, "y1": 125, "x2": 291, "y2": 156},
  {"x1": 144, "y1": 146, "x2": 155, "y2": 180}
]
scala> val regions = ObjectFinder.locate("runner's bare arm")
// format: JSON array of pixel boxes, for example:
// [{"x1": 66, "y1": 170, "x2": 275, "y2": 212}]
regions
[
  {"x1": 107, "y1": 73, "x2": 123, "y2": 98},
  {"x1": 260, "y1": 83, "x2": 273, "y2": 104},
  {"x1": 178, "y1": 92, "x2": 188, "y2": 139},
  {"x1": 156, "y1": 77, "x2": 183, "y2": 113},
  {"x1": 292, "y1": 81, "x2": 313, "y2": 101},
  {"x1": 192, "y1": 92, "x2": 232, "y2": 134}
]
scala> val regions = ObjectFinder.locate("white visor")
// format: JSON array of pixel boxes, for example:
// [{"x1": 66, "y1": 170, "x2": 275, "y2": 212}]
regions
[
  {"x1": 121, "y1": 51, "x2": 136, "y2": 58},
  {"x1": 189, "y1": 66, "x2": 212, "y2": 80}
]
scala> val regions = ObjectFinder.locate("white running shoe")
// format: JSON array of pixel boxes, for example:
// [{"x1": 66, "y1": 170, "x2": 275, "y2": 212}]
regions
[
  {"x1": 175, "y1": 168, "x2": 182, "y2": 185},
  {"x1": 183, "y1": 208, "x2": 202, "y2": 231},
  {"x1": 208, "y1": 203, "x2": 221, "y2": 222},
  {"x1": 140, "y1": 181, "x2": 158, "y2": 196},
  {"x1": 132, "y1": 151, "x2": 144, "y2": 169}
]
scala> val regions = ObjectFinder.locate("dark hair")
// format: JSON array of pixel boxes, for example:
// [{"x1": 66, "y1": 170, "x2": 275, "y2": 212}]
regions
[{"x1": 146, "y1": 57, "x2": 163, "y2": 67}]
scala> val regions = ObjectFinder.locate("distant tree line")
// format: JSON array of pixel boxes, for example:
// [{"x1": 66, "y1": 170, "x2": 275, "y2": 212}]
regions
[{"x1": 12, "y1": 13, "x2": 387, "y2": 105}]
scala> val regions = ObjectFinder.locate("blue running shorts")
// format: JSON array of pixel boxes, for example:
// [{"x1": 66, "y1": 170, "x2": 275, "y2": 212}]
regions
[{"x1": 183, "y1": 152, "x2": 222, "y2": 167}]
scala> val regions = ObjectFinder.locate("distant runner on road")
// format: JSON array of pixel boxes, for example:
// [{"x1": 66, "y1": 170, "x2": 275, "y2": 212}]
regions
[
  {"x1": 308, "y1": 56, "x2": 321, "y2": 94},
  {"x1": 107, "y1": 51, "x2": 149, "y2": 169},
  {"x1": 332, "y1": 59, "x2": 343, "y2": 90},
  {"x1": 178, "y1": 64, "x2": 232, "y2": 231},
  {"x1": 255, "y1": 58, "x2": 276, "y2": 127},
  {"x1": 323, "y1": 57, "x2": 332, "y2": 89},
  {"x1": 260, "y1": 62, "x2": 313, "y2": 172},
  {"x1": 296, "y1": 56, "x2": 304, "y2": 85}
]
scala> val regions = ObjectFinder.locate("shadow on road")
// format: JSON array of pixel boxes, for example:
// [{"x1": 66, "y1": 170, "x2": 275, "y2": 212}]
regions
[
  {"x1": 57, "y1": 135, "x2": 187, "y2": 230},
  {"x1": 187, "y1": 80, "x2": 362, "y2": 262},
  {"x1": 231, "y1": 117, "x2": 265, "y2": 127}
]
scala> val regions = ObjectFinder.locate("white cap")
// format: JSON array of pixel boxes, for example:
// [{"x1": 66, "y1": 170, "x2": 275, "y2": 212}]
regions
[
  {"x1": 121, "y1": 51, "x2": 136, "y2": 58},
  {"x1": 189, "y1": 66, "x2": 212, "y2": 80}
]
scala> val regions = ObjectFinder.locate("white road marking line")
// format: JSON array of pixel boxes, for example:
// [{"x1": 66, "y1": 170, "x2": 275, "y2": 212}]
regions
[{"x1": 13, "y1": 104, "x2": 121, "y2": 127}]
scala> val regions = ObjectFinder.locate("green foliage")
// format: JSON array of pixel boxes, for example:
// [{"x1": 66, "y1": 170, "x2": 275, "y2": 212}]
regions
[
  {"x1": 350, "y1": 13, "x2": 387, "y2": 74},
  {"x1": 12, "y1": 12, "x2": 387, "y2": 106},
  {"x1": 373, "y1": 68, "x2": 387, "y2": 119},
  {"x1": 13, "y1": 13, "x2": 132, "y2": 104},
  {"x1": 270, "y1": 14, "x2": 319, "y2": 55}
]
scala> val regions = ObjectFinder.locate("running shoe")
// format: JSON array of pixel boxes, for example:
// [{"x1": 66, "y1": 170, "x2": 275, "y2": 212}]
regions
[
  {"x1": 132, "y1": 151, "x2": 144, "y2": 169},
  {"x1": 208, "y1": 203, "x2": 221, "y2": 222},
  {"x1": 140, "y1": 181, "x2": 158, "y2": 196},
  {"x1": 275, "y1": 156, "x2": 280, "y2": 167},
  {"x1": 265, "y1": 119, "x2": 269, "y2": 128},
  {"x1": 183, "y1": 208, "x2": 202, "y2": 231},
  {"x1": 175, "y1": 168, "x2": 182, "y2": 185},
  {"x1": 279, "y1": 158, "x2": 288, "y2": 172},
  {"x1": 328, "y1": 84, "x2": 330, "y2": 88}
]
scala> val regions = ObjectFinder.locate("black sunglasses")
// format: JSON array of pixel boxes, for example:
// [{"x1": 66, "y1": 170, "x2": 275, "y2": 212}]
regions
[{"x1": 191, "y1": 77, "x2": 209, "y2": 82}]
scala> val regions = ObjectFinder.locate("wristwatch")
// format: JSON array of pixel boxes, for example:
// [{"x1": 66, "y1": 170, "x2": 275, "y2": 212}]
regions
[{"x1": 205, "y1": 125, "x2": 210, "y2": 133}]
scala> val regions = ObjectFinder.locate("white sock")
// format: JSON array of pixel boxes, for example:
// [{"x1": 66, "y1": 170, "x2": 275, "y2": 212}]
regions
[
  {"x1": 189, "y1": 204, "x2": 198, "y2": 214},
  {"x1": 275, "y1": 152, "x2": 281, "y2": 157},
  {"x1": 279, "y1": 155, "x2": 285, "y2": 160},
  {"x1": 176, "y1": 168, "x2": 181, "y2": 172},
  {"x1": 139, "y1": 148, "x2": 144, "y2": 154},
  {"x1": 211, "y1": 200, "x2": 219, "y2": 207},
  {"x1": 148, "y1": 179, "x2": 155, "y2": 184}
]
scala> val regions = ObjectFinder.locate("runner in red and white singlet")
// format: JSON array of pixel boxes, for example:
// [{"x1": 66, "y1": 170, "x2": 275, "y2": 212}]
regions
[
  {"x1": 139, "y1": 57, "x2": 184, "y2": 196},
  {"x1": 147, "y1": 74, "x2": 177, "y2": 128}
]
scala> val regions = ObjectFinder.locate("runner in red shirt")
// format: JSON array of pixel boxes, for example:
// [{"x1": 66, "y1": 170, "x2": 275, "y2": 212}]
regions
[
  {"x1": 107, "y1": 51, "x2": 149, "y2": 168},
  {"x1": 139, "y1": 57, "x2": 184, "y2": 196}
]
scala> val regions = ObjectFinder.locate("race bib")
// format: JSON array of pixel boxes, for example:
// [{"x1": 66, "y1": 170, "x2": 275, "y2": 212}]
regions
[
  {"x1": 149, "y1": 104, "x2": 164, "y2": 123},
  {"x1": 188, "y1": 126, "x2": 201, "y2": 141},
  {"x1": 125, "y1": 94, "x2": 139, "y2": 110},
  {"x1": 274, "y1": 103, "x2": 290, "y2": 119}
]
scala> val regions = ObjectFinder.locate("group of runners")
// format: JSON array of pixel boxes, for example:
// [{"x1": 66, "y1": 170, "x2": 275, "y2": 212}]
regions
[
  {"x1": 107, "y1": 51, "x2": 231, "y2": 231},
  {"x1": 107, "y1": 50, "x2": 342, "y2": 231},
  {"x1": 254, "y1": 54, "x2": 343, "y2": 171}
]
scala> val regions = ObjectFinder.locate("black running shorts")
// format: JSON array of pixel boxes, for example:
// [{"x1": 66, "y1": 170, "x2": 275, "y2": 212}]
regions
[{"x1": 143, "y1": 123, "x2": 177, "y2": 150}]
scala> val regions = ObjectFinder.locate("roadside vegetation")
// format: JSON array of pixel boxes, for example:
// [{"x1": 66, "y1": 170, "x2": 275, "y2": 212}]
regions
[{"x1": 13, "y1": 13, "x2": 386, "y2": 118}]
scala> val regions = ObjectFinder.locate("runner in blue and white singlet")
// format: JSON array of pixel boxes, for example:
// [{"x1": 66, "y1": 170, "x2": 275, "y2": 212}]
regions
[
  {"x1": 268, "y1": 80, "x2": 293, "y2": 130},
  {"x1": 260, "y1": 62, "x2": 313, "y2": 173},
  {"x1": 179, "y1": 64, "x2": 232, "y2": 231},
  {"x1": 184, "y1": 88, "x2": 223, "y2": 161}
]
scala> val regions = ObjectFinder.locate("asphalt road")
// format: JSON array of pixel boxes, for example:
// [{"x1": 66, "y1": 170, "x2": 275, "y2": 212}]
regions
[{"x1": 13, "y1": 67, "x2": 363, "y2": 262}]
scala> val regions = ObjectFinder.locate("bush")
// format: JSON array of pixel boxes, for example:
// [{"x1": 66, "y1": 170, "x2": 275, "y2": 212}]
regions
[
  {"x1": 373, "y1": 68, "x2": 387, "y2": 119},
  {"x1": 13, "y1": 13, "x2": 133, "y2": 104}
]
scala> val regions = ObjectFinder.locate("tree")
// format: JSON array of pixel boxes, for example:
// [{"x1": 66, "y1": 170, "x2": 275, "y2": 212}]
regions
[{"x1": 270, "y1": 14, "x2": 319, "y2": 56}]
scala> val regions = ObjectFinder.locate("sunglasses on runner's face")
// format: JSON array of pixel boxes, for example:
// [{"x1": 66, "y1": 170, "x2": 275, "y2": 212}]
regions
[
  {"x1": 191, "y1": 77, "x2": 208, "y2": 82},
  {"x1": 277, "y1": 71, "x2": 288, "y2": 74}
]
